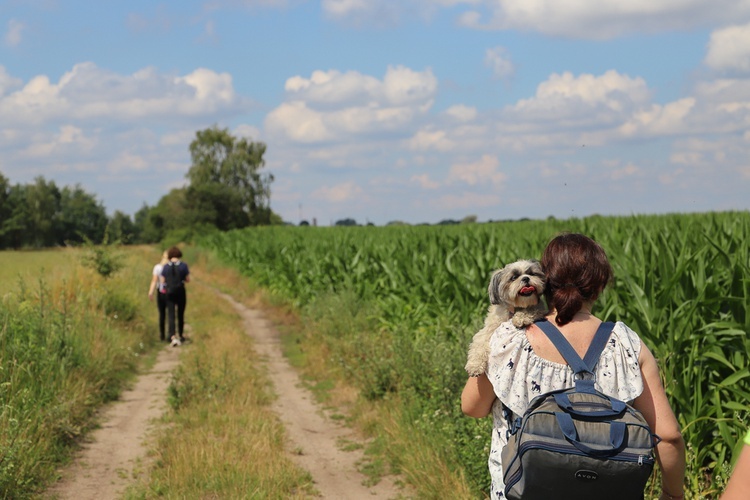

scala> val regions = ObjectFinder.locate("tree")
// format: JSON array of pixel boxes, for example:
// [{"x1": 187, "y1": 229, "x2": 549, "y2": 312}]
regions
[
  {"x1": 335, "y1": 218, "x2": 358, "y2": 226},
  {"x1": 25, "y1": 177, "x2": 62, "y2": 247},
  {"x1": 58, "y1": 185, "x2": 108, "y2": 244},
  {"x1": 186, "y1": 126, "x2": 274, "y2": 227},
  {"x1": 108, "y1": 210, "x2": 136, "y2": 244}
]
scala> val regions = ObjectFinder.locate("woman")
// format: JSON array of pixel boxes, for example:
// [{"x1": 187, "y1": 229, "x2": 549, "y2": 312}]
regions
[
  {"x1": 160, "y1": 246, "x2": 190, "y2": 346},
  {"x1": 148, "y1": 251, "x2": 169, "y2": 342},
  {"x1": 461, "y1": 233, "x2": 685, "y2": 499}
]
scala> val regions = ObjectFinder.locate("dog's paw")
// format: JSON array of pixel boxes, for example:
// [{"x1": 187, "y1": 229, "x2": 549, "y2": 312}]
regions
[{"x1": 464, "y1": 362, "x2": 486, "y2": 377}]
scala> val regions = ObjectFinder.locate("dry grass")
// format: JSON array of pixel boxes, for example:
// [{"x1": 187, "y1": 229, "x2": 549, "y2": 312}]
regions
[{"x1": 124, "y1": 251, "x2": 315, "y2": 499}]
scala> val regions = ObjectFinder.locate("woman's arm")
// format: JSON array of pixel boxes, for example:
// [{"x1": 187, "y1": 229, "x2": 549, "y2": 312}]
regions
[
  {"x1": 722, "y1": 433, "x2": 750, "y2": 500},
  {"x1": 461, "y1": 373, "x2": 496, "y2": 418},
  {"x1": 148, "y1": 273, "x2": 158, "y2": 300},
  {"x1": 633, "y1": 343, "x2": 686, "y2": 500}
]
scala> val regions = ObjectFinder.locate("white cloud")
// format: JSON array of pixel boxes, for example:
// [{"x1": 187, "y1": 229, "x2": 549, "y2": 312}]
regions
[
  {"x1": 265, "y1": 101, "x2": 333, "y2": 142},
  {"x1": 284, "y1": 66, "x2": 437, "y2": 106},
  {"x1": 619, "y1": 98, "x2": 695, "y2": 137},
  {"x1": 266, "y1": 66, "x2": 437, "y2": 143},
  {"x1": 459, "y1": 0, "x2": 750, "y2": 39},
  {"x1": 408, "y1": 129, "x2": 455, "y2": 152},
  {"x1": 0, "y1": 63, "x2": 247, "y2": 127},
  {"x1": 705, "y1": 24, "x2": 750, "y2": 74},
  {"x1": 485, "y1": 46, "x2": 514, "y2": 80},
  {"x1": 444, "y1": 105, "x2": 477, "y2": 122},
  {"x1": 448, "y1": 154, "x2": 506, "y2": 186},
  {"x1": 4, "y1": 19, "x2": 24, "y2": 47},
  {"x1": 507, "y1": 70, "x2": 651, "y2": 129}
]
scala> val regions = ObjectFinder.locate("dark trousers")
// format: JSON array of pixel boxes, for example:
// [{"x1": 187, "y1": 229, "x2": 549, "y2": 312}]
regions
[
  {"x1": 166, "y1": 287, "x2": 187, "y2": 338},
  {"x1": 157, "y1": 292, "x2": 167, "y2": 341}
]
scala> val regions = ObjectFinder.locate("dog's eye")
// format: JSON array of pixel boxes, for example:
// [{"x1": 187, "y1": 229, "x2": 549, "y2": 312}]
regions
[{"x1": 510, "y1": 274, "x2": 519, "y2": 281}]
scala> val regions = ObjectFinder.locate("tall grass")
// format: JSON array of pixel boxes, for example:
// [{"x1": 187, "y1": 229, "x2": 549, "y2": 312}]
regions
[
  {"x1": 199, "y1": 211, "x2": 750, "y2": 497},
  {"x1": 0, "y1": 247, "x2": 158, "y2": 498}
]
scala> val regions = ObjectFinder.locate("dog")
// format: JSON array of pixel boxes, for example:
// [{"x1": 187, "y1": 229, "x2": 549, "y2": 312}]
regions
[{"x1": 464, "y1": 259, "x2": 547, "y2": 377}]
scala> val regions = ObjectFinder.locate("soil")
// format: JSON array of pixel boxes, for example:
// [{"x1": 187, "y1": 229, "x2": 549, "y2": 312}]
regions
[{"x1": 45, "y1": 287, "x2": 405, "y2": 499}]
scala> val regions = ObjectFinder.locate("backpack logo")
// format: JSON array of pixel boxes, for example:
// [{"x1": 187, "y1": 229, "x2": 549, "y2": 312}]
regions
[{"x1": 575, "y1": 470, "x2": 598, "y2": 482}]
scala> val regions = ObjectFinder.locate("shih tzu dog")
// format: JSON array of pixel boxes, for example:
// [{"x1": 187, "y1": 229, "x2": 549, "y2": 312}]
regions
[{"x1": 464, "y1": 259, "x2": 547, "y2": 377}]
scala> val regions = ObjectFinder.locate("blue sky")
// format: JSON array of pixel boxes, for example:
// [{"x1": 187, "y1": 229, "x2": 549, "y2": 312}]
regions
[{"x1": 1, "y1": 1, "x2": 749, "y2": 226}]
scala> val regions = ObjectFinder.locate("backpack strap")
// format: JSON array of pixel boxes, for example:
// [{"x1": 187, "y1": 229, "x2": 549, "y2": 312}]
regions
[{"x1": 535, "y1": 319, "x2": 615, "y2": 375}]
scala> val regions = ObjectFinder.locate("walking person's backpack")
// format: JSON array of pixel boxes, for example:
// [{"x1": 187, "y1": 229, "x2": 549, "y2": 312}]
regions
[
  {"x1": 165, "y1": 261, "x2": 183, "y2": 297},
  {"x1": 501, "y1": 320, "x2": 659, "y2": 500}
]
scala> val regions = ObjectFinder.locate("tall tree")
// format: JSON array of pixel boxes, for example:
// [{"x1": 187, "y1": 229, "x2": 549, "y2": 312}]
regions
[
  {"x1": 108, "y1": 210, "x2": 136, "y2": 244},
  {"x1": 58, "y1": 185, "x2": 108, "y2": 245},
  {"x1": 25, "y1": 177, "x2": 62, "y2": 247},
  {"x1": 186, "y1": 126, "x2": 274, "y2": 226}
]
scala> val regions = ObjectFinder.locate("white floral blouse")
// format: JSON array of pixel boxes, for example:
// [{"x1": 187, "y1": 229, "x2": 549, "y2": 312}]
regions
[{"x1": 485, "y1": 320, "x2": 645, "y2": 499}]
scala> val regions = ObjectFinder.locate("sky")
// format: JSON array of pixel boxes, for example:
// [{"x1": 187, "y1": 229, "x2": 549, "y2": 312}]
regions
[{"x1": 1, "y1": 1, "x2": 750, "y2": 226}]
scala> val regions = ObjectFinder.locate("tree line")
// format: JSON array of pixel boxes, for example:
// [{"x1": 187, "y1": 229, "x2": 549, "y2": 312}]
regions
[{"x1": 0, "y1": 126, "x2": 279, "y2": 250}]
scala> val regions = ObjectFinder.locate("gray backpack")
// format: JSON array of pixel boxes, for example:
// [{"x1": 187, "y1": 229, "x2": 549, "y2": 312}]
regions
[{"x1": 501, "y1": 320, "x2": 659, "y2": 500}]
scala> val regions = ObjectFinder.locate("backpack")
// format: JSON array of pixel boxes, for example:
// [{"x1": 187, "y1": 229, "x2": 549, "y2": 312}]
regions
[
  {"x1": 164, "y1": 261, "x2": 183, "y2": 296},
  {"x1": 501, "y1": 320, "x2": 659, "y2": 500}
]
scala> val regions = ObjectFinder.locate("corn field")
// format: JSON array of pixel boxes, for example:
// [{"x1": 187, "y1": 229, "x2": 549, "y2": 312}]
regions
[{"x1": 198, "y1": 211, "x2": 750, "y2": 497}]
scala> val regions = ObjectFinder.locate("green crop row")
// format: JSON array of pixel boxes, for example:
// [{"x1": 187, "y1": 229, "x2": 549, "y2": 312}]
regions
[{"x1": 199, "y1": 211, "x2": 750, "y2": 497}]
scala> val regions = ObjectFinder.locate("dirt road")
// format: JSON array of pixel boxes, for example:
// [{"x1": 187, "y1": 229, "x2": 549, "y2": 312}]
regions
[{"x1": 46, "y1": 288, "x2": 404, "y2": 499}]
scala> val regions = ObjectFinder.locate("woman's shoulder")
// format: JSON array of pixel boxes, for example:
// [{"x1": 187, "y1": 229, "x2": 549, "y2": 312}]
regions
[{"x1": 609, "y1": 321, "x2": 643, "y2": 356}]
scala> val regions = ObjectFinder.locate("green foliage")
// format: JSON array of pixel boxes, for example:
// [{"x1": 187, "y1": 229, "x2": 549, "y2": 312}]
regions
[
  {"x1": 0, "y1": 271, "x2": 149, "y2": 497},
  {"x1": 80, "y1": 232, "x2": 123, "y2": 279},
  {"x1": 198, "y1": 211, "x2": 750, "y2": 497}
]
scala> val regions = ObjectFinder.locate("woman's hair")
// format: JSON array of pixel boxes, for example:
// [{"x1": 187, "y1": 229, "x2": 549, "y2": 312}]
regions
[
  {"x1": 160, "y1": 251, "x2": 169, "y2": 265},
  {"x1": 541, "y1": 233, "x2": 612, "y2": 326},
  {"x1": 167, "y1": 246, "x2": 182, "y2": 260}
]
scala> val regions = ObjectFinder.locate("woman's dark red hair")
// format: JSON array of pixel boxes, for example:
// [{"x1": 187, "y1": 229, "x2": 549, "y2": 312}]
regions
[{"x1": 541, "y1": 233, "x2": 612, "y2": 326}]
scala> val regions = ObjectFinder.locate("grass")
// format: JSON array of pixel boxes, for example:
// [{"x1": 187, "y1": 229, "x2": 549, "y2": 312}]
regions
[{"x1": 0, "y1": 245, "x2": 158, "y2": 498}]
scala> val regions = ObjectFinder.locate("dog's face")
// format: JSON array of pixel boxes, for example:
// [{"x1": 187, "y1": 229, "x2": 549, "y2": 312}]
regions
[{"x1": 488, "y1": 259, "x2": 545, "y2": 309}]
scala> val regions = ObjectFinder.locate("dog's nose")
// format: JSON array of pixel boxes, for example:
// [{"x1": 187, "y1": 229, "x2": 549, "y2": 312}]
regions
[{"x1": 521, "y1": 276, "x2": 530, "y2": 284}]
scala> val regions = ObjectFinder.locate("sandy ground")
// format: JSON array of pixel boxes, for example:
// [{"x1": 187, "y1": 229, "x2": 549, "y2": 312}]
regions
[
  {"x1": 45, "y1": 288, "x2": 404, "y2": 499},
  {"x1": 45, "y1": 337, "x2": 182, "y2": 499}
]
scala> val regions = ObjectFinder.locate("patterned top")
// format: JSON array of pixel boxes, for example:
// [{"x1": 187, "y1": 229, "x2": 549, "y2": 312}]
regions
[{"x1": 485, "y1": 320, "x2": 645, "y2": 498}]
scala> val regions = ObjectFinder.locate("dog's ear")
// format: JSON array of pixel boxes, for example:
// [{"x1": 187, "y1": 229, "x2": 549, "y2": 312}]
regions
[{"x1": 488, "y1": 269, "x2": 505, "y2": 305}]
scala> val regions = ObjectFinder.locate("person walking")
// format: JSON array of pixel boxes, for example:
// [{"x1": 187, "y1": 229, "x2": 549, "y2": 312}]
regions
[
  {"x1": 161, "y1": 246, "x2": 190, "y2": 346},
  {"x1": 148, "y1": 250, "x2": 169, "y2": 342},
  {"x1": 461, "y1": 232, "x2": 686, "y2": 499}
]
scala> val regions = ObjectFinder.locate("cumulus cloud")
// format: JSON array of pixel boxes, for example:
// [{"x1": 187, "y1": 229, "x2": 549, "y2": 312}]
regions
[
  {"x1": 4, "y1": 19, "x2": 24, "y2": 47},
  {"x1": 705, "y1": 23, "x2": 750, "y2": 74},
  {"x1": 506, "y1": 70, "x2": 651, "y2": 129},
  {"x1": 458, "y1": 0, "x2": 750, "y2": 39},
  {"x1": 266, "y1": 66, "x2": 437, "y2": 143},
  {"x1": 0, "y1": 63, "x2": 248, "y2": 127}
]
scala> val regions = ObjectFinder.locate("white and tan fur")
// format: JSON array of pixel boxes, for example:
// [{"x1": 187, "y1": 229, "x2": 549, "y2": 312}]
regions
[{"x1": 465, "y1": 259, "x2": 547, "y2": 377}]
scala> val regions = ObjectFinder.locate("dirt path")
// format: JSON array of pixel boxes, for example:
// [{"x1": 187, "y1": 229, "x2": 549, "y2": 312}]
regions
[
  {"x1": 46, "y1": 288, "x2": 404, "y2": 499},
  {"x1": 45, "y1": 339, "x2": 182, "y2": 499},
  {"x1": 218, "y1": 290, "x2": 404, "y2": 499}
]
